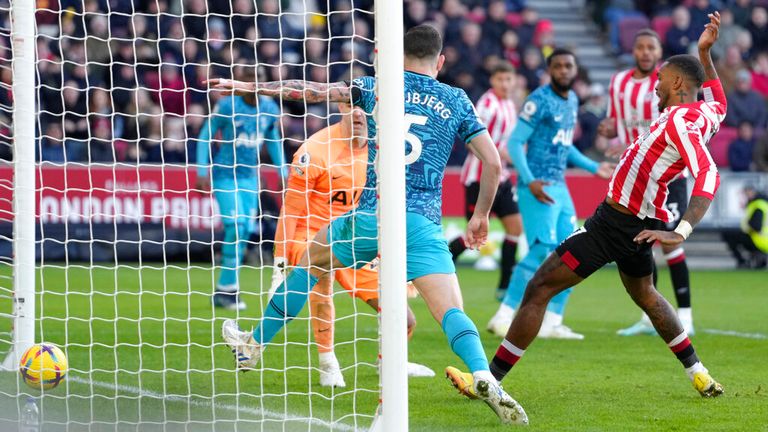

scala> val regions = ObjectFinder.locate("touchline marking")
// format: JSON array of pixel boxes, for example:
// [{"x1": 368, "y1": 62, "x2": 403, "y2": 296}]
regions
[
  {"x1": 703, "y1": 329, "x2": 767, "y2": 340},
  {"x1": 68, "y1": 375, "x2": 361, "y2": 431}
]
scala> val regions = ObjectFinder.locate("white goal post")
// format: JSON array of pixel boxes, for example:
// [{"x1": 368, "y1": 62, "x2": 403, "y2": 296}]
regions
[
  {"x1": 1, "y1": 0, "x2": 36, "y2": 372},
  {"x1": 1, "y1": 0, "x2": 409, "y2": 429}
]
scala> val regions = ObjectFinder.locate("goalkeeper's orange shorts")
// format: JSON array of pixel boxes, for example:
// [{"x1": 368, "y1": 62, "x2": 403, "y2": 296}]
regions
[{"x1": 287, "y1": 239, "x2": 378, "y2": 303}]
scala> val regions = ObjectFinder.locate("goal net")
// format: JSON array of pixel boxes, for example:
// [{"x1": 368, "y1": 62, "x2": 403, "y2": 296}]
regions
[{"x1": 0, "y1": 0, "x2": 406, "y2": 430}]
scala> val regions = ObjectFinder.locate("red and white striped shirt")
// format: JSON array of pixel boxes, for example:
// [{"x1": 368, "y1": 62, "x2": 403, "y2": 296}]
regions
[
  {"x1": 460, "y1": 89, "x2": 516, "y2": 185},
  {"x1": 607, "y1": 80, "x2": 727, "y2": 222},
  {"x1": 608, "y1": 68, "x2": 660, "y2": 147}
]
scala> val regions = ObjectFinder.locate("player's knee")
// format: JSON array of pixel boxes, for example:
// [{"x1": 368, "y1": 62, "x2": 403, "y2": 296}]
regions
[
  {"x1": 528, "y1": 241, "x2": 555, "y2": 263},
  {"x1": 406, "y1": 308, "x2": 417, "y2": 338}
]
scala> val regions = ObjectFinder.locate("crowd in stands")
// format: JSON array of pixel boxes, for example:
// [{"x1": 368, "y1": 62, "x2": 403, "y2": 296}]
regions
[
  {"x1": 593, "y1": 0, "x2": 768, "y2": 172},
  {"x1": 0, "y1": 0, "x2": 766, "y2": 173}
]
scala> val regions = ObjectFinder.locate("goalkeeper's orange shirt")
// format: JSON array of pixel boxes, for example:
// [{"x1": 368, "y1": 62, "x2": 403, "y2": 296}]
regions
[{"x1": 274, "y1": 122, "x2": 368, "y2": 262}]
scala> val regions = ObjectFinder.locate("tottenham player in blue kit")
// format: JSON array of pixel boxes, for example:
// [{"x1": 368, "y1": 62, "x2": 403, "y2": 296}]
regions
[
  {"x1": 197, "y1": 67, "x2": 287, "y2": 310},
  {"x1": 209, "y1": 25, "x2": 528, "y2": 424},
  {"x1": 485, "y1": 49, "x2": 614, "y2": 339}
]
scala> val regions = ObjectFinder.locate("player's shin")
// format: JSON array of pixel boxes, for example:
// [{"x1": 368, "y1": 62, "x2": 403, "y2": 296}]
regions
[
  {"x1": 253, "y1": 267, "x2": 318, "y2": 344},
  {"x1": 310, "y1": 277, "x2": 335, "y2": 354},
  {"x1": 442, "y1": 308, "x2": 492, "y2": 378},
  {"x1": 218, "y1": 223, "x2": 247, "y2": 290},
  {"x1": 498, "y1": 235, "x2": 519, "y2": 291}
]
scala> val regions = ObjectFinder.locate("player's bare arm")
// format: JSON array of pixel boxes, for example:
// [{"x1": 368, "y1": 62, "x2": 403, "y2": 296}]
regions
[
  {"x1": 466, "y1": 132, "x2": 502, "y2": 249},
  {"x1": 635, "y1": 196, "x2": 712, "y2": 246},
  {"x1": 698, "y1": 12, "x2": 720, "y2": 81},
  {"x1": 206, "y1": 78, "x2": 352, "y2": 103}
]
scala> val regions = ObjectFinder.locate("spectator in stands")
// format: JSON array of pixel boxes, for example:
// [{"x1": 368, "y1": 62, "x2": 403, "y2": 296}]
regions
[
  {"x1": 39, "y1": 123, "x2": 67, "y2": 163},
  {"x1": 440, "y1": 0, "x2": 468, "y2": 47},
  {"x1": 750, "y1": 52, "x2": 768, "y2": 98},
  {"x1": 732, "y1": 0, "x2": 754, "y2": 28},
  {"x1": 519, "y1": 46, "x2": 545, "y2": 92},
  {"x1": 455, "y1": 22, "x2": 486, "y2": 76},
  {"x1": 734, "y1": 27, "x2": 754, "y2": 60},
  {"x1": 405, "y1": 0, "x2": 429, "y2": 29},
  {"x1": 746, "y1": 7, "x2": 768, "y2": 50},
  {"x1": 482, "y1": 0, "x2": 509, "y2": 54},
  {"x1": 89, "y1": 119, "x2": 114, "y2": 162},
  {"x1": 182, "y1": 0, "x2": 208, "y2": 40},
  {"x1": 726, "y1": 70, "x2": 767, "y2": 128},
  {"x1": 575, "y1": 83, "x2": 607, "y2": 155},
  {"x1": 729, "y1": 121, "x2": 757, "y2": 172},
  {"x1": 154, "y1": 64, "x2": 188, "y2": 116},
  {"x1": 501, "y1": 30, "x2": 521, "y2": 68},
  {"x1": 689, "y1": 0, "x2": 717, "y2": 32},
  {"x1": 718, "y1": 45, "x2": 749, "y2": 93},
  {"x1": 665, "y1": 6, "x2": 695, "y2": 56},
  {"x1": 516, "y1": 7, "x2": 540, "y2": 50},
  {"x1": 161, "y1": 117, "x2": 189, "y2": 164},
  {"x1": 710, "y1": 9, "x2": 745, "y2": 61},
  {"x1": 62, "y1": 81, "x2": 89, "y2": 144},
  {"x1": 722, "y1": 185, "x2": 768, "y2": 269},
  {"x1": 754, "y1": 131, "x2": 768, "y2": 172},
  {"x1": 231, "y1": 0, "x2": 256, "y2": 40}
]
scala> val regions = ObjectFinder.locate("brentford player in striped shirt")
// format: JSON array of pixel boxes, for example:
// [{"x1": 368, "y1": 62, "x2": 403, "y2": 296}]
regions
[
  {"x1": 450, "y1": 61, "x2": 523, "y2": 301},
  {"x1": 599, "y1": 29, "x2": 696, "y2": 337},
  {"x1": 448, "y1": 13, "x2": 725, "y2": 405}
]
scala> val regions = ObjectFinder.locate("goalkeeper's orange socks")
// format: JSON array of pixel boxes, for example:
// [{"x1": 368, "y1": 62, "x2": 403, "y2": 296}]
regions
[
  {"x1": 441, "y1": 308, "x2": 488, "y2": 374},
  {"x1": 310, "y1": 280, "x2": 335, "y2": 353},
  {"x1": 254, "y1": 267, "x2": 317, "y2": 344}
]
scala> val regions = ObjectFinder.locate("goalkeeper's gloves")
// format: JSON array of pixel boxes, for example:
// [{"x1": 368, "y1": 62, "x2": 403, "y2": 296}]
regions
[{"x1": 269, "y1": 256, "x2": 287, "y2": 299}]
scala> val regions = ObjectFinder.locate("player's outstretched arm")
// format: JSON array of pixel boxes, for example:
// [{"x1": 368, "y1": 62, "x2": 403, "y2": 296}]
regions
[
  {"x1": 566, "y1": 146, "x2": 615, "y2": 179},
  {"x1": 698, "y1": 12, "x2": 720, "y2": 82},
  {"x1": 206, "y1": 78, "x2": 352, "y2": 103},
  {"x1": 465, "y1": 132, "x2": 501, "y2": 249}
]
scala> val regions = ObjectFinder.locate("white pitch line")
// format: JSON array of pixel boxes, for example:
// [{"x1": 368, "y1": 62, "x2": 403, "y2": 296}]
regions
[
  {"x1": 67, "y1": 375, "x2": 361, "y2": 431},
  {"x1": 702, "y1": 329, "x2": 768, "y2": 340}
]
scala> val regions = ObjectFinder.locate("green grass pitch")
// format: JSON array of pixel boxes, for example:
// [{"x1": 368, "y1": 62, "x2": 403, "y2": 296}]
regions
[{"x1": 0, "y1": 265, "x2": 766, "y2": 431}]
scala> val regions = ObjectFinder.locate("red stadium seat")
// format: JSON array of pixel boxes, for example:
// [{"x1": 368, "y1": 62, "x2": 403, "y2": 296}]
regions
[
  {"x1": 651, "y1": 15, "x2": 673, "y2": 44},
  {"x1": 618, "y1": 16, "x2": 650, "y2": 53},
  {"x1": 708, "y1": 126, "x2": 738, "y2": 167}
]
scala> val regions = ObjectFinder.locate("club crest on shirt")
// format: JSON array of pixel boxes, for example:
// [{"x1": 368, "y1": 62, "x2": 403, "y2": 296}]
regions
[{"x1": 520, "y1": 100, "x2": 537, "y2": 121}]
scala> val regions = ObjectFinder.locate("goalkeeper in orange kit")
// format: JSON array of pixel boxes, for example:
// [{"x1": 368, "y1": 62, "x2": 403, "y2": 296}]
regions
[{"x1": 270, "y1": 102, "x2": 433, "y2": 387}]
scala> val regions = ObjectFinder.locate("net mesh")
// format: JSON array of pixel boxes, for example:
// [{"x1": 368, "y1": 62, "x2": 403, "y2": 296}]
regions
[{"x1": 0, "y1": 0, "x2": 380, "y2": 429}]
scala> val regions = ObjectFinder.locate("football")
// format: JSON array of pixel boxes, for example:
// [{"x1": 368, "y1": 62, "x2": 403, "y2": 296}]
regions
[{"x1": 19, "y1": 343, "x2": 68, "y2": 390}]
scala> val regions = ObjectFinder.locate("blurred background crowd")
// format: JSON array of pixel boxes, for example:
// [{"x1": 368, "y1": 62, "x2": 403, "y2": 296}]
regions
[{"x1": 0, "y1": 0, "x2": 766, "y2": 171}]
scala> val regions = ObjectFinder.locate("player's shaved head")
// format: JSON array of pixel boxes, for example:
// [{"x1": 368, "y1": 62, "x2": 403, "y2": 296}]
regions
[
  {"x1": 655, "y1": 54, "x2": 705, "y2": 110},
  {"x1": 664, "y1": 54, "x2": 705, "y2": 88},
  {"x1": 404, "y1": 24, "x2": 443, "y2": 60}
]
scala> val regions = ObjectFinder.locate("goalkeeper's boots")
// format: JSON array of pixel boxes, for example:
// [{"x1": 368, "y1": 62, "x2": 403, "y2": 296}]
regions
[
  {"x1": 445, "y1": 366, "x2": 478, "y2": 399},
  {"x1": 616, "y1": 320, "x2": 657, "y2": 336},
  {"x1": 318, "y1": 355, "x2": 346, "y2": 388},
  {"x1": 213, "y1": 289, "x2": 246, "y2": 311},
  {"x1": 693, "y1": 371, "x2": 724, "y2": 398},
  {"x1": 474, "y1": 376, "x2": 529, "y2": 425},
  {"x1": 221, "y1": 319, "x2": 264, "y2": 371}
]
